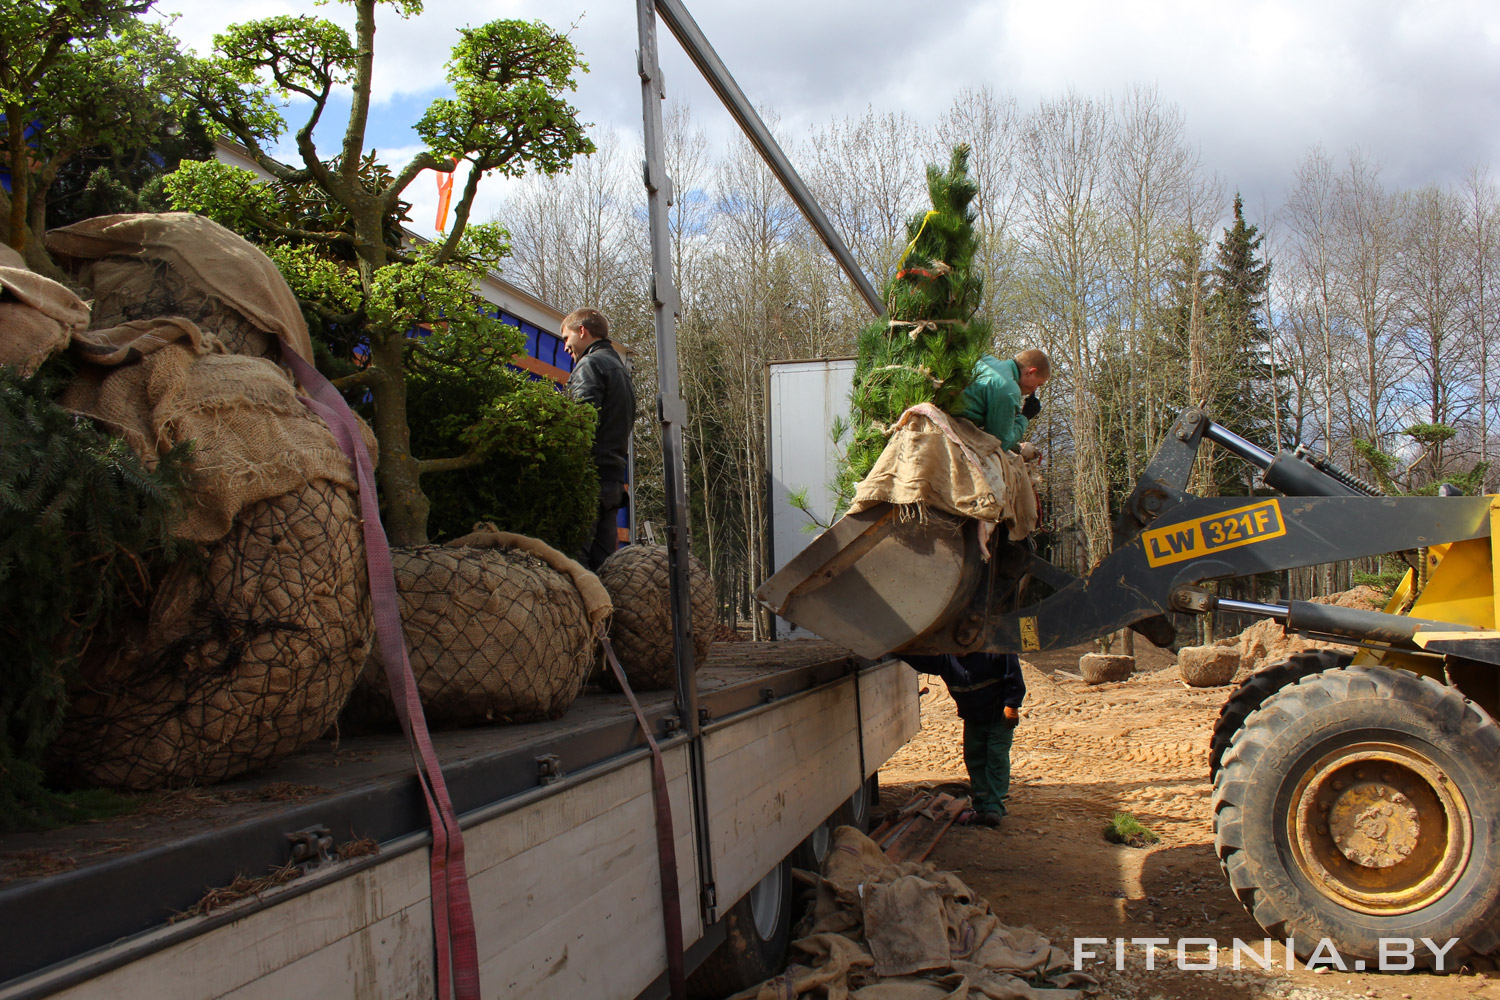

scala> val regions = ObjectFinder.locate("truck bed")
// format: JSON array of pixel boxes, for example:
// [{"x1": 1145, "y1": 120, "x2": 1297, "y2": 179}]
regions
[{"x1": 0, "y1": 640, "x2": 915, "y2": 998}]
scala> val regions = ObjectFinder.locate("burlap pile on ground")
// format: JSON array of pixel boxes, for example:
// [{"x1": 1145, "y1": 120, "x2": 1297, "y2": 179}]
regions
[
  {"x1": 342, "y1": 524, "x2": 610, "y2": 730},
  {"x1": 14, "y1": 213, "x2": 374, "y2": 789},
  {"x1": 849, "y1": 403, "x2": 1040, "y2": 546},
  {"x1": 596, "y1": 544, "x2": 716, "y2": 691},
  {"x1": 732, "y1": 826, "x2": 1095, "y2": 1000},
  {"x1": 1219, "y1": 585, "x2": 1383, "y2": 677}
]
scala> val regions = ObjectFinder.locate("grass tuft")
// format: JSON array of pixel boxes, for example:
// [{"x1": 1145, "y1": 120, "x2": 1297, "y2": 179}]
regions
[{"x1": 1103, "y1": 812, "x2": 1159, "y2": 848}]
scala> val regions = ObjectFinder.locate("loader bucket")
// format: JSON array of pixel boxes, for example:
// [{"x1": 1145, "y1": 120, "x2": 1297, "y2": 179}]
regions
[{"x1": 755, "y1": 504, "x2": 980, "y2": 659}]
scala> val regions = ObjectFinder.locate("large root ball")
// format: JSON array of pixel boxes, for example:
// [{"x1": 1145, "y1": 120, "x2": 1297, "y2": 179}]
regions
[
  {"x1": 1080, "y1": 653, "x2": 1135, "y2": 685},
  {"x1": 1178, "y1": 645, "x2": 1240, "y2": 687},
  {"x1": 52, "y1": 479, "x2": 372, "y2": 790},
  {"x1": 597, "y1": 545, "x2": 716, "y2": 691},
  {"x1": 342, "y1": 543, "x2": 596, "y2": 731}
]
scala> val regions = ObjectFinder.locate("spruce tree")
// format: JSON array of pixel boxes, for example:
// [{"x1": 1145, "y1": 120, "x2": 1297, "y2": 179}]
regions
[
  {"x1": 0, "y1": 364, "x2": 189, "y2": 828},
  {"x1": 1209, "y1": 194, "x2": 1281, "y2": 492},
  {"x1": 838, "y1": 146, "x2": 992, "y2": 501}
]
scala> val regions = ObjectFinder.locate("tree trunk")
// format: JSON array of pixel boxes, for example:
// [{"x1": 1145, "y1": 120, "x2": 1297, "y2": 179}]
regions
[
  {"x1": 7, "y1": 112, "x2": 26, "y2": 253},
  {"x1": 366, "y1": 332, "x2": 428, "y2": 546}
]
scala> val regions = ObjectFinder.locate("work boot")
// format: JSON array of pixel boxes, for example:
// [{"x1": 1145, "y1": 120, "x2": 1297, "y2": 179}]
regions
[{"x1": 975, "y1": 811, "x2": 1004, "y2": 828}]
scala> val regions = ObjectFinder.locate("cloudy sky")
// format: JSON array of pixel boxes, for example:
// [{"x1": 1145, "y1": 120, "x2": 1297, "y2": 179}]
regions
[{"x1": 153, "y1": 0, "x2": 1500, "y2": 242}]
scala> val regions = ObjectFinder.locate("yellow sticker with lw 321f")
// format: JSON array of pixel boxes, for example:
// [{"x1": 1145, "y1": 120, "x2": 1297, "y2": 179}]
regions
[{"x1": 1141, "y1": 499, "x2": 1286, "y2": 568}]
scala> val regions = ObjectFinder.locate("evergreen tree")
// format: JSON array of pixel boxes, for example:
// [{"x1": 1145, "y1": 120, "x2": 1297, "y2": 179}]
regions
[
  {"x1": 1208, "y1": 194, "x2": 1282, "y2": 491},
  {"x1": 839, "y1": 145, "x2": 991, "y2": 500},
  {"x1": 0, "y1": 364, "x2": 189, "y2": 828}
]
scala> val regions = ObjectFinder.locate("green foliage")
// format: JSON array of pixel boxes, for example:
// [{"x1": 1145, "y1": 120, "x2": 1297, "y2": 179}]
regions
[
  {"x1": 1351, "y1": 561, "x2": 1409, "y2": 599},
  {"x1": 0, "y1": 363, "x2": 189, "y2": 830},
  {"x1": 0, "y1": 7, "x2": 203, "y2": 256},
  {"x1": 405, "y1": 363, "x2": 598, "y2": 553},
  {"x1": 1356, "y1": 431, "x2": 1486, "y2": 497},
  {"x1": 1405, "y1": 422, "x2": 1457, "y2": 448},
  {"x1": 172, "y1": 6, "x2": 597, "y2": 542},
  {"x1": 417, "y1": 20, "x2": 595, "y2": 175},
  {"x1": 1103, "y1": 812, "x2": 1159, "y2": 847},
  {"x1": 161, "y1": 158, "x2": 282, "y2": 233},
  {"x1": 840, "y1": 146, "x2": 992, "y2": 502}
]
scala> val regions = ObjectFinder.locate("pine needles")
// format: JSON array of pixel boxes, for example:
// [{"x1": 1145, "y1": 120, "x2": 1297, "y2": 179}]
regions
[
  {"x1": 0, "y1": 362, "x2": 190, "y2": 830},
  {"x1": 839, "y1": 146, "x2": 993, "y2": 505}
]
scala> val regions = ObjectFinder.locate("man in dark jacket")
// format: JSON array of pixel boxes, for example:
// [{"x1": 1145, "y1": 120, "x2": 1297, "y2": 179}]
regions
[
  {"x1": 562, "y1": 307, "x2": 636, "y2": 570},
  {"x1": 904, "y1": 651, "x2": 1025, "y2": 827}
]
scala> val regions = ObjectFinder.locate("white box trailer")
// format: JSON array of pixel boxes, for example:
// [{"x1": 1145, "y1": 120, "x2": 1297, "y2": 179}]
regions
[{"x1": 766, "y1": 359, "x2": 857, "y2": 641}]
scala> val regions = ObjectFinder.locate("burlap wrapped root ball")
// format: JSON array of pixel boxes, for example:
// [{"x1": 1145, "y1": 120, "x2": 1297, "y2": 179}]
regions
[
  {"x1": 52, "y1": 479, "x2": 372, "y2": 789},
  {"x1": 43, "y1": 213, "x2": 374, "y2": 790},
  {"x1": 341, "y1": 528, "x2": 609, "y2": 731},
  {"x1": 597, "y1": 545, "x2": 716, "y2": 691}
]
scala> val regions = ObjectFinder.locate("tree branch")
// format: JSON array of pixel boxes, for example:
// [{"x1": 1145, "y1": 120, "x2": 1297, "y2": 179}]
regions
[
  {"x1": 382, "y1": 149, "x2": 444, "y2": 214},
  {"x1": 342, "y1": 0, "x2": 377, "y2": 178},
  {"x1": 434, "y1": 158, "x2": 485, "y2": 264},
  {"x1": 417, "y1": 448, "x2": 488, "y2": 476},
  {"x1": 331, "y1": 368, "x2": 379, "y2": 391}
]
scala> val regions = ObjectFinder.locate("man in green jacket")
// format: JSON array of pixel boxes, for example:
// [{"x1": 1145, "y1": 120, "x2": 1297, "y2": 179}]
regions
[{"x1": 957, "y1": 348, "x2": 1050, "y2": 450}]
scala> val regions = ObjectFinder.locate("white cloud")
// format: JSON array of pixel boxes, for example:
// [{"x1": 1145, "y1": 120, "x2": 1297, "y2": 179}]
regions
[{"x1": 154, "y1": 0, "x2": 1500, "y2": 214}]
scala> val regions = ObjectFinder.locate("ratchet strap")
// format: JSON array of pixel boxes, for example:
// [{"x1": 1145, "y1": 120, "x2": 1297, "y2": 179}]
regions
[
  {"x1": 285, "y1": 348, "x2": 481, "y2": 1000},
  {"x1": 602, "y1": 637, "x2": 687, "y2": 1000}
]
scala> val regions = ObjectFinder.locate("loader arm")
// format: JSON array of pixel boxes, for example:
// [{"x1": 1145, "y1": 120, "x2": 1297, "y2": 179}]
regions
[
  {"x1": 757, "y1": 405, "x2": 1492, "y2": 660},
  {"x1": 896, "y1": 492, "x2": 1495, "y2": 656}
]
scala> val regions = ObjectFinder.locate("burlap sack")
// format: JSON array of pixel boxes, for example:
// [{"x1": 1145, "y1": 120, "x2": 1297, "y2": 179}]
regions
[
  {"x1": 341, "y1": 526, "x2": 608, "y2": 731},
  {"x1": 42, "y1": 214, "x2": 373, "y2": 789},
  {"x1": 0, "y1": 252, "x2": 90, "y2": 372},
  {"x1": 596, "y1": 544, "x2": 716, "y2": 691},
  {"x1": 730, "y1": 826, "x2": 1093, "y2": 1000},
  {"x1": 848, "y1": 403, "x2": 1039, "y2": 545},
  {"x1": 46, "y1": 212, "x2": 315, "y2": 364}
]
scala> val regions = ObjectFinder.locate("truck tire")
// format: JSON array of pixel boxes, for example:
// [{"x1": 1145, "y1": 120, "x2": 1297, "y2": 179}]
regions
[
  {"x1": 687, "y1": 858, "x2": 794, "y2": 999},
  {"x1": 1208, "y1": 650, "x2": 1351, "y2": 779},
  {"x1": 793, "y1": 812, "x2": 835, "y2": 873},
  {"x1": 843, "y1": 772, "x2": 878, "y2": 832},
  {"x1": 1213, "y1": 665, "x2": 1500, "y2": 967}
]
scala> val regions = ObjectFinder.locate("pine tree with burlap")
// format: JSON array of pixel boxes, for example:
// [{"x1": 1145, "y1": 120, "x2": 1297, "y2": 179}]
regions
[{"x1": 838, "y1": 145, "x2": 992, "y2": 504}]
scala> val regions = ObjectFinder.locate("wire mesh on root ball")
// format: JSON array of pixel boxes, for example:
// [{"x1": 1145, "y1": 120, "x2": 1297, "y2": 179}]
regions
[
  {"x1": 596, "y1": 545, "x2": 716, "y2": 691},
  {"x1": 340, "y1": 530, "x2": 608, "y2": 731}
]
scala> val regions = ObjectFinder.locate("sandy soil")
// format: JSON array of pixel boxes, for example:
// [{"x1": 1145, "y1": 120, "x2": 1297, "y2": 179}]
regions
[{"x1": 881, "y1": 644, "x2": 1492, "y2": 1000}]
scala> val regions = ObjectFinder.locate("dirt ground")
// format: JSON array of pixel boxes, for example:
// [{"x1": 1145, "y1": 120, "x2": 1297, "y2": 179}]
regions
[{"x1": 881, "y1": 644, "x2": 1494, "y2": 1000}]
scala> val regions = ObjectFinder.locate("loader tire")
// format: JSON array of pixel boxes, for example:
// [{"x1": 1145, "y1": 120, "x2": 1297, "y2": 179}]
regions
[
  {"x1": 688, "y1": 858, "x2": 794, "y2": 998},
  {"x1": 1213, "y1": 665, "x2": 1500, "y2": 967},
  {"x1": 1208, "y1": 650, "x2": 1351, "y2": 779}
]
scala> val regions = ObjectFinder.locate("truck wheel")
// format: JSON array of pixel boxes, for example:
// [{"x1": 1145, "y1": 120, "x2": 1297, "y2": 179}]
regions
[
  {"x1": 843, "y1": 772, "x2": 877, "y2": 832},
  {"x1": 793, "y1": 812, "x2": 835, "y2": 873},
  {"x1": 1208, "y1": 650, "x2": 1351, "y2": 779},
  {"x1": 1213, "y1": 665, "x2": 1500, "y2": 966},
  {"x1": 687, "y1": 858, "x2": 794, "y2": 998}
]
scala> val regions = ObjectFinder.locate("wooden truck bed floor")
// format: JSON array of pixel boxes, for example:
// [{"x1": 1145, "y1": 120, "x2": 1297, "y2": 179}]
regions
[{"x1": 0, "y1": 641, "x2": 868, "y2": 990}]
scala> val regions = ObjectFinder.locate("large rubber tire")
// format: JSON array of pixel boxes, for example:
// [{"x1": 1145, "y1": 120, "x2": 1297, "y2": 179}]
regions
[
  {"x1": 1208, "y1": 649, "x2": 1352, "y2": 779},
  {"x1": 1213, "y1": 665, "x2": 1500, "y2": 966},
  {"x1": 687, "y1": 858, "x2": 795, "y2": 999}
]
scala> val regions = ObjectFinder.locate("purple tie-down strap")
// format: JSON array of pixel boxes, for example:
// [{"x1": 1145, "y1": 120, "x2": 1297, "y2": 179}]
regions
[{"x1": 283, "y1": 346, "x2": 480, "y2": 1000}]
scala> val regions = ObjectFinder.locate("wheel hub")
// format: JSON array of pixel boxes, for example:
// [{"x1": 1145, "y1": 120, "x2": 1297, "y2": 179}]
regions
[
  {"x1": 1287, "y1": 742, "x2": 1471, "y2": 915},
  {"x1": 1328, "y1": 784, "x2": 1420, "y2": 868}
]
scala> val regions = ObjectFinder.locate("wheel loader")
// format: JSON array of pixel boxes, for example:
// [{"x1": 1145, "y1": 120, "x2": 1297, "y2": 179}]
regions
[{"x1": 757, "y1": 405, "x2": 1500, "y2": 966}]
